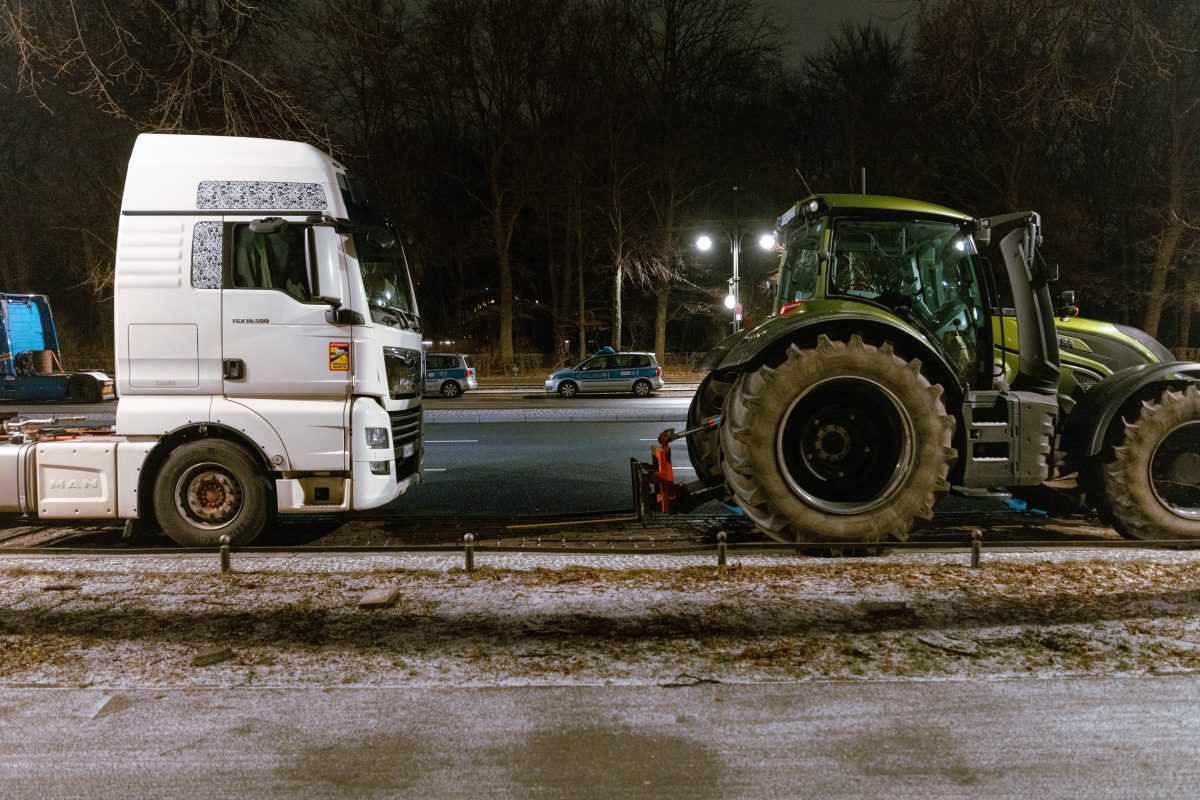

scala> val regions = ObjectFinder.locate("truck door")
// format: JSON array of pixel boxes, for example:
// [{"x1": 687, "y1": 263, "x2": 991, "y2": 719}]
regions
[{"x1": 221, "y1": 220, "x2": 353, "y2": 399}]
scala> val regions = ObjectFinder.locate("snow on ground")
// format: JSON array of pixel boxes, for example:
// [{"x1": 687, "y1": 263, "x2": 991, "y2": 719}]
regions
[{"x1": 1, "y1": 549, "x2": 1199, "y2": 688}]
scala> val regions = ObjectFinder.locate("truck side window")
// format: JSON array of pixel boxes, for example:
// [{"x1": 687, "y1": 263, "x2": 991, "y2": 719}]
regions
[{"x1": 230, "y1": 224, "x2": 313, "y2": 303}]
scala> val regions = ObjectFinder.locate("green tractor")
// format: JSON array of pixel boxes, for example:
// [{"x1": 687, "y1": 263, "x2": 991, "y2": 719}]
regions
[{"x1": 685, "y1": 194, "x2": 1200, "y2": 542}]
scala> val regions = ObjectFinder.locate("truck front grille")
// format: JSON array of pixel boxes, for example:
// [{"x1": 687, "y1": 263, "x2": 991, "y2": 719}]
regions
[{"x1": 390, "y1": 407, "x2": 422, "y2": 477}]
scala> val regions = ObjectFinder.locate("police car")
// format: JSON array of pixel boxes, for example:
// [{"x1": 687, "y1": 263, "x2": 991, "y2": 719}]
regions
[
  {"x1": 423, "y1": 353, "x2": 477, "y2": 398},
  {"x1": 545, "y1": 348, "x2": 664, "y2": 397}
]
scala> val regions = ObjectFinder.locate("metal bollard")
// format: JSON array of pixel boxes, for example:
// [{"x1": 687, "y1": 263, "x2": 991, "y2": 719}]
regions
[
  {"x1": 970, "y1": 528, "x2": 982, "y2": 568},
  {"x1": 717, "y1": 531, "x2": 728, "y2": 572},
  {"x1": 464, "y1": 533, "x2": 475, "y2": 574},
  {"x1": 219, "y1": 535, "x2": 231, "y2": 574}
]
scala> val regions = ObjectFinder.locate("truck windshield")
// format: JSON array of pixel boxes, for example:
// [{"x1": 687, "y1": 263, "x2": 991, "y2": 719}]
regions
[
  {"x1": 340, "y1": 171, "x2": 420, "y2": 329},
  {"x1": 828, "y1": 217, "x2": 987, "y2": 381},
  {"x1": 347, "y1": 226, "x2": 419, "y2": 328}
]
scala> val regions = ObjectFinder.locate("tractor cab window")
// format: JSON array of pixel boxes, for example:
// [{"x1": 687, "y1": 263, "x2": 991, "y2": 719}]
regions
[
  {"x1": 777, "y1": 221, "x2": 822, "y2": 304},
  {"x1": 829, "y1": 218, "x2": 987, "y2": 383}
]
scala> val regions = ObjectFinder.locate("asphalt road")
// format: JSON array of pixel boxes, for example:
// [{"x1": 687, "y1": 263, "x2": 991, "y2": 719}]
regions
[
  {"x1": 2, "y1": 679, "x2": 1196, "y2": 799},
  {"x1": 393, "y1": 420, "x2": 696, "y2": 516}
]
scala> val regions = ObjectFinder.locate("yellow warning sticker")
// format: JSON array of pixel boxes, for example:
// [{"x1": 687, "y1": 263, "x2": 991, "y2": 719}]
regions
[{"x1": 329, "y1": 342, "x2": 350, "y2": 371}]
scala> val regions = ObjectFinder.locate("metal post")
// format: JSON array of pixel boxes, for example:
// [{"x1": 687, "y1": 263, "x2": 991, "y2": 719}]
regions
[
  {"x1": 464, "y1": 533, "x2": 475, "y2": 574},
  {"x1": 970, "y1": 529, "x2": 982, "y2": 568},
  {"x1": 717, "y1": 531, "x2": 728, "y2": 572},
  {"x1": 731, "y1": 186, "x2": 741, "y2": 333},
  {"x1": 219, "y1": 535, "x2": 231, "y2": 574}
]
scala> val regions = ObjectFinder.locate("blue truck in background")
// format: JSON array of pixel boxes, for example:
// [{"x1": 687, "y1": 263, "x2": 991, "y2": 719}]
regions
[{"x1": 0, "y1": 293, "x2": 115, "y2": 403}]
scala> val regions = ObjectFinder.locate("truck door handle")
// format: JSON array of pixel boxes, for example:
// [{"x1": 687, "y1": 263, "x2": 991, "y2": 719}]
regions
[{"x1": 223, "y1": 359, "x2": 246, "y2": 380}]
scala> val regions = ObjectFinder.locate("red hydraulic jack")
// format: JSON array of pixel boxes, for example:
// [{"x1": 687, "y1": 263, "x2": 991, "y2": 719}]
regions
[{"x1": 631, "y1": 415, "x2": 728, "y2": 520}]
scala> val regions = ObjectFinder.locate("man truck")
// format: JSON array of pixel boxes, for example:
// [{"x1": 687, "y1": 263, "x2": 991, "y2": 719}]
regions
[{"x1": 0, "y1": 134, "x2": 425, "y2": 546}]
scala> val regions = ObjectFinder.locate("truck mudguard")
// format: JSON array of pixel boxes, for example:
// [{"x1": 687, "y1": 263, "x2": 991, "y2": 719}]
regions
[{"x1": 1061, "y1": 361, "x2": 1200, "y2": 459}]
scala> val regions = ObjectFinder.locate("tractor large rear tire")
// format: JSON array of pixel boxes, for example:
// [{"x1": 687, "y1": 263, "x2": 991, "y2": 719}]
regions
[
  {"x1": 719, "y1": 334, "x2": 956, "y2": 543},
  {"x1": 1101, "y1": 385, "x2": 1200, "y2": 540},
  {"x1": 686, "y1": 372, "x2": 735, "y2": 486}
]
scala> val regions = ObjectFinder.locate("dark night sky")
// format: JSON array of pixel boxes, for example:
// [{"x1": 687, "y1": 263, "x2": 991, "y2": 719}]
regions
[{"x1": 776, "y1": 0, "x2": 915, "y2": 64}]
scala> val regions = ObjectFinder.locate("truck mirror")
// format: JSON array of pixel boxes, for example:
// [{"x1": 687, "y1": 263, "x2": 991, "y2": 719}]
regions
[
  {"x1": 249, "y1": 217, "x2": 287, "y2": 234},
  {"x1": 309, "y1": 226, "x2": 346, "y2": 308},
  {"x1": 367, "y1": 226, "x2": 396, "y2": 249}
]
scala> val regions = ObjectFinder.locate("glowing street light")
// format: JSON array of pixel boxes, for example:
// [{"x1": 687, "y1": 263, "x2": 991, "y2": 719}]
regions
[{"x1": 693, "y1": 187, "x2": 777, "y2": 332}]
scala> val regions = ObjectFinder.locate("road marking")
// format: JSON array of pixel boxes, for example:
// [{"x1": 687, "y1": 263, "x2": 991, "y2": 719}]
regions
[{"x1": 425, "y1": 440, "x2": 478, "y2": 443}]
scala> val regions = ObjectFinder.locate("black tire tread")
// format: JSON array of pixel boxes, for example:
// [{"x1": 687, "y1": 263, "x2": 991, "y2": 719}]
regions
[
  {"x1": 1101, "y1": 384, "x2": 1200, "y2": 540},
  {"x1": 718, "y1": 334, "x2": 955, "y2": 543}
]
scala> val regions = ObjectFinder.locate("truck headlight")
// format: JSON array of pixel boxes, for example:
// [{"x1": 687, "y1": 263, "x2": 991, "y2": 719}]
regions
[{"x1": 365, "y1": 426, "x2": 390, "y2": 449}]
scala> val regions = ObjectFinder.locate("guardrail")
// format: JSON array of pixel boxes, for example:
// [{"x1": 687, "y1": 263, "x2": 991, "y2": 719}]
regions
[{"x1": 3, "y1": 528, "x2": 1194, "y2": 576}]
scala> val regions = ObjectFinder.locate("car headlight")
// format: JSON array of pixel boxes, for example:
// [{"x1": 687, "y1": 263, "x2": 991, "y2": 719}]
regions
[{"x1": 365, "y1": 426, "x2": 390, "y2": 449}]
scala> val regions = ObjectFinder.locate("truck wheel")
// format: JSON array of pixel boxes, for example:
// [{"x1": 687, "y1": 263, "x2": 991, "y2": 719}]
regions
[
  {"x1": 440, "y1": 380, "x2": 462, "y2": 398},
  {"x1": 1102, "y1": 385, "x2": 1200, "y2": 540},
  {"x1": 719, "y1": 334, "x2": 956, "y2": 543},
  {"x1": 687, "y1": 373, "x2": 734, "y2": 486},
  {"x1": 153, "y1": 440, "x2": 268, "y2": 547},
  {"x1": 67, "y1": 374, "x2": 101, "y2": 403}
]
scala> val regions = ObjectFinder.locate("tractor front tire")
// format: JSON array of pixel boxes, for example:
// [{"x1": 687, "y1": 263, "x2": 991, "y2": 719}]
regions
[
  {"x1": 1102, "y1": 385, "x2": 1200, "y2": 540},
  {"x1": 687, "y1": 372, "x2": 735, "y2": 486},
  {"x1": 719, "y1": 335, "x2": 956, "y2": 543}
]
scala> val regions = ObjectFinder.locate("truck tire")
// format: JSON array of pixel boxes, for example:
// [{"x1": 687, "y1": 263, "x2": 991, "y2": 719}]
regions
[
  {"x1": 153, "y1": 440, "x2": 269, "y2": 547},
  {"x1": 687, "y1": 372, "x2": 735, "y2": 486},
  {"x1": 719, "y1": 334, "x2": 956, "y2": 543},
  {"x1": 67, "y1": 374, "x2": 101, "y2": 403},
  {"x1": 1101, "y1": 385, "x2": 1200, "y2": 540}
]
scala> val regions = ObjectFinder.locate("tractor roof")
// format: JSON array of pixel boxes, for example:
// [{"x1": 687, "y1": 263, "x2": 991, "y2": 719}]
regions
[{"x1": 779, "y1": 195, "x2": 972, "y2": 229}]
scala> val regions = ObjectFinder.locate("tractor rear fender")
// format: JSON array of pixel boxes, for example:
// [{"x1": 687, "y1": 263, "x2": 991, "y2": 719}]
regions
[
  {"x1": 701, "y1": 310, "x2": 963, "y2": 404},
  {"x1": 1061, "y1": 361, "x2": 1200, "y2": 463}
]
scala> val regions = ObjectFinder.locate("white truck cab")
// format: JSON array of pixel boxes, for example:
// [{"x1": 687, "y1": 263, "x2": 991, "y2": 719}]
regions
[{"x1": 0, "y1": 134, "x2": 425, "y2": 545}]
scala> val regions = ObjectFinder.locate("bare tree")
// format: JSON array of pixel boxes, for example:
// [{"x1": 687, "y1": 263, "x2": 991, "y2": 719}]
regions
[
  {"x1": 0, "y1": 0, "x2": 325, "y2": 142},
  {"x1": 622, "y1": 0, "x2": 780, "y2": 360}
]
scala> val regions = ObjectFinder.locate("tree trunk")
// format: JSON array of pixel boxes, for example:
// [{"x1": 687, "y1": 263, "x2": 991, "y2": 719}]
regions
[
  {"x1": 489, "y1": 161, "x2": 516, "y2": 369},
  {"x1": 1143, "y1": 84, "x2": 1187, "y2": 340},
  {"x1": 576, "y1": 197, "x2": 587, "y2": 362}
]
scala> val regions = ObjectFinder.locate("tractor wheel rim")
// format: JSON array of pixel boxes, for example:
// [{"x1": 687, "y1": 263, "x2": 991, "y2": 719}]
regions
[
  {"x1": 776, "y1": 376, "x2": 914, "y2": 515},
  {"x1": 1149, "y1": 420, "x2": 1200, "y2": 520},
  {"x1": 176, "y1": 462, "x2": 242, "y2": 530}
]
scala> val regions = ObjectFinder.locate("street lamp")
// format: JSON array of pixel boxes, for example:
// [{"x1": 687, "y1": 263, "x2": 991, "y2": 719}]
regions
[{"x1": 694, "y1": 186, "x2": 776, "y2": 332}]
